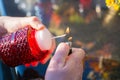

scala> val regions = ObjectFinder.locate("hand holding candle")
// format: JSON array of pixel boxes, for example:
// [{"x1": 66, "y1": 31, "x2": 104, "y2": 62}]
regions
[
  {"x1": 0, "y1": 16, "x2": 72, "y2": 67},
  {"x1": 0, "y1": 16, "x2": 56, "y2": 67},
  {"x1": 0, "y1": 16, "x2": 86, "y2": 80}
]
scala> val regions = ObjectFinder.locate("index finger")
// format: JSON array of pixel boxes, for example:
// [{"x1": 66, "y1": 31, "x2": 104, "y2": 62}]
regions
[
  {"x1": 66, "y1": 48, "x2": 85, "y2": 67},
  {"x1": 50, "y1": 43, "x2": 70, "y2": 66}
]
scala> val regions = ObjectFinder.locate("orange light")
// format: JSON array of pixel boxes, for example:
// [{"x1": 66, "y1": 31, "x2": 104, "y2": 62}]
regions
[
  {"x1": 66, "y1": 27, "x2": 70, "y2": 34},
  {"x1": 65, "y1": 27, "x2": 72, "y2": 41}
]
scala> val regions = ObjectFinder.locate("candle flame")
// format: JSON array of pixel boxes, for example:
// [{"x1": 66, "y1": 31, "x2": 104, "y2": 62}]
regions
[
  {"x1": 52, "y1": 27, "x2": 72, "y2": 40},
  {"x1": 66, "y1": 27, "x2": 70, "y2": 34}
]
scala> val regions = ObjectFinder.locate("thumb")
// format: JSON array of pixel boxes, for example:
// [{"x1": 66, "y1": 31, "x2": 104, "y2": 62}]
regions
[{"x1": 51, "y1": 43, "x2": 70, "y2": 66}]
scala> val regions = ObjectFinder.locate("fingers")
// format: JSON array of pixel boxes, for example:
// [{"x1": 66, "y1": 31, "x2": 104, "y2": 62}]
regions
[
  {"x1": 20, "y1": 16, "x2": 45, "y2": 30},
  {"x1": 51, "y1": 43, "x2": 70, "y2": 66},
  {"x1": 71, "y1": 48, "x2": 85, "y2": 60},
  {"x1": 50, "y1": 43, "x2": 85, "y2": 68},
  {"x1": 3, "y1": 16, "x2": 45, "y2": 33},
  {"x1": 66, "y1": 48, "x2": 85, "y2": 67}
]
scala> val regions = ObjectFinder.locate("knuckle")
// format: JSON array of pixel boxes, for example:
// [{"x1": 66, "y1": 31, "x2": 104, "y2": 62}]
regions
[
  {"x1": 31, "y1": 16, "x2": 40, "y2": 22},
  {"x1": 78, "y1": 48, "x2": 85, "y2": 57}
]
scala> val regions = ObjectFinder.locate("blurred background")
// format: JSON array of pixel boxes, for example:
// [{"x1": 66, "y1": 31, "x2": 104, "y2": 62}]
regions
[{"x1": 0, "y1": 0, "x2": 120, "y2": 80}]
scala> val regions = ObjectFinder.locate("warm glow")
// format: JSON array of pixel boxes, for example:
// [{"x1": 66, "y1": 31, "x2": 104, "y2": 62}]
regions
[
  {"x1": 66, "y1": 27, "x2": 70, "y2": 34},
  {"x1": 65, "y1": 27, "x2": 72, "y2": 41}
]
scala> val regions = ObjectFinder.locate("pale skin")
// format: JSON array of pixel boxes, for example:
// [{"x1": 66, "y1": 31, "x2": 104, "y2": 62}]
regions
[{"x1": 0, "y1": 16, "x2": 85, "y2": 80}]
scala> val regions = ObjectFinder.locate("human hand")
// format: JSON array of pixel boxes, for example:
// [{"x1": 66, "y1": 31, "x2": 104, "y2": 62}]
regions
[
  {"x1": 0, "y1": 16, "x2": 56, "y2": 66},
  {"x1": 0, "y1": 16, "x2": 44, "y2": 36},
  {"x1": 45, "y1": 43, "x2": 85, "y2": 80}
]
